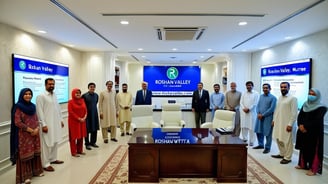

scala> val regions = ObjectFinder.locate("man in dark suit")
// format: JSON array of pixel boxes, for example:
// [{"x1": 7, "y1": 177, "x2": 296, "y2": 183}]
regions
[
  {"x1": 135, "y1": 81, "x2": 152, "y2": 105},
  {"x1": 192, "y1": 82, "x2": 210, "y2": 128}
]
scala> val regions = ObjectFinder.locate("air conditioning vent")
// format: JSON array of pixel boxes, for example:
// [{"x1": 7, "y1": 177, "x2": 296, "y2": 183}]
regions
[{"x1": 156, "y1": 27, "x2": 206, "y2": 40}]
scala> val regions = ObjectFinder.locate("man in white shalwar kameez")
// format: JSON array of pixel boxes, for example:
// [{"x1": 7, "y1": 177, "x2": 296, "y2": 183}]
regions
[
  {"x1": 271, "y1": 82, "x2": 298, "y2": 164},
  {"x1": 99, "y1": 81, "x2": 118, "y2": 143},
  {"x1": 36, "y1": 78, "x2": 64, "y2": 172},
  {"x1": 116, "y1": 83, "x2": 133, "y2": 136},
  {"x1": 239, "y1": 81, "x2": 259, "y2": 146}
]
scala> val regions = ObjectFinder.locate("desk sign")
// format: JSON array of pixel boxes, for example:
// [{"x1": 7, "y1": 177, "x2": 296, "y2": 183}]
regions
[{"x1": 152, "y1": 128, "x2": 209, "y2": 144}]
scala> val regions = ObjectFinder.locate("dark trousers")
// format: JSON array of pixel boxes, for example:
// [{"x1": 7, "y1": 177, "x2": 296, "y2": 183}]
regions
[
  {"x1": 85, "y1": 131, "x2": 97, "y2": 146},
  {"x1": 195, "y1": 111, "x2": 206, "y2": 128}
]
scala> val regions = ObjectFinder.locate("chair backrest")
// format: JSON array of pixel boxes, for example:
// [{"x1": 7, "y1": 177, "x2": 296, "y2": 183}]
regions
[
  {"x1": 131, "y1": 105, "x2": 154, "y2": 128},
  {"x1": 161, "y1": 103, "x2": 182, "y2": 127},
  {"x1": 212, "y1": 110, "x2": 235, "y2": 129}
]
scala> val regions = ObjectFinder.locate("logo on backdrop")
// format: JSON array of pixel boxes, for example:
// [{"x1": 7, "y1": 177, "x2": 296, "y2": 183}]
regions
[
  {"x1": 166, "y1": 67, "x2": 178, "y2": 79},
  {"x1": 19, "y1": 60, "x2": 26, "y2": 70},
  {"x1": 262, "y1": 69, "x2": 267, "y2": 76}
]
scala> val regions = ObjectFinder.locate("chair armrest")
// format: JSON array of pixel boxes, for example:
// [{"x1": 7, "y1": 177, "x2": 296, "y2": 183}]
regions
[
  {"x1": 152, "y1": 122, "x2": 161, "y2": 128},
  {"x1": 201, "y1": 122, "x2": 213, "y2": 128},
  {"x1": 180, "y1": 120, "x2": 186, "y2": 127},
  {"x1": 160, "y1": 120, "x2": 164, "y2": 127}
]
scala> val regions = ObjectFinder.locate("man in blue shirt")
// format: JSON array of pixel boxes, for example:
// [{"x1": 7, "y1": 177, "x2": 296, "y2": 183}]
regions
[
  {"x1": 210, "y1": 84, "x2": 225, "y2": 120},
  {"x1": 254, "y1": 83, "x2": 277, "y2": 154}
]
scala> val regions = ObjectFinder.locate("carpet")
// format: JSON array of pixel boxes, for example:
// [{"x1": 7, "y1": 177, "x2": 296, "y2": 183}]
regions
[{"x1": 89, "y1": 145, "x2": 283, "y2": 184}]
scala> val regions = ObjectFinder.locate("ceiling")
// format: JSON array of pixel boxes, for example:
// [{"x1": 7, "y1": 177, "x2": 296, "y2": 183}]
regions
[{"x1": 1, "y1": 0, "x2": 328, "y2": 64}]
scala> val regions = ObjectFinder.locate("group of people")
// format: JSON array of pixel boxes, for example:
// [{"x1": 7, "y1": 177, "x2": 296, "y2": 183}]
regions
[
  {"x1": 200, "y1": 80, "x2": 326, "y2": 176},
  {"x1": 10, "y1": 78, "x2": 152, "y2": 184},
  {"x1": 10, "y1": 78, "x2": 326, "y2": 183}
]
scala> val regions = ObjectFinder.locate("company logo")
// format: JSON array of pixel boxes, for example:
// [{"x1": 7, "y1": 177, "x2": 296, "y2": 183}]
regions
[
  {"x1": 166, "y1": 67, "x2": 178, "y2": 79},
  {"x1": 19, "y1": 60, "x2": 26, "y2": 70},
  {"x1": 262, "y1": 69, "x2": 267, "y2": 76}
]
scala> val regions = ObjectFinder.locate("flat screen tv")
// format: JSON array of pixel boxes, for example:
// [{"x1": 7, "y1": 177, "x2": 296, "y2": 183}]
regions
[
  {"x1": 143, "y1": 66, "x2": 201, "y2": 96},
  {"x1": 12, "y1": 54, "x2": 69, "y2": 104},
  {"x1": 260, "y1": 58, "x2": 312, "y2": 109}
]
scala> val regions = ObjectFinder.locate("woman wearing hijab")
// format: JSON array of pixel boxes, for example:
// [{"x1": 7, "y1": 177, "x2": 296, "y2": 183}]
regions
[
  {"x1": 68, "y1": 88, "x2": 87, "y2": 157},
  {"x1": 295, "y1": 88, "x2": 327, "y2": 176},
  {"x1": 10, "y1": 88, "x2": 44, "y2": 184}
]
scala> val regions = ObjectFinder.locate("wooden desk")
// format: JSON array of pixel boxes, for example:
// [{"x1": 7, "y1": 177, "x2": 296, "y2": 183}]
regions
[{"x1": 128, "y1": 128, "x2": 247, "y2": 183}]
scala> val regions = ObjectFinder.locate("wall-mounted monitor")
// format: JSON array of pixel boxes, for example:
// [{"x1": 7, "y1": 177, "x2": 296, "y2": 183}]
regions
[
  {"x1": 12, "y1": 54, "x2": 69, "y2": 104},
  {"x1": 144, "y1": 66, "x2": 200, "y2": 97},
  {"x1": 260, "y1": 58, "x2": 312, "y2": 109}
]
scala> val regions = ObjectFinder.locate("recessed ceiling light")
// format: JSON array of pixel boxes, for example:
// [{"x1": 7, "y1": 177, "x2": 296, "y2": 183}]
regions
[
  {"x1": 68, "y1": 44, "x2": 75, "y2": 47},
  {"x1": 120, "y1": 20, "x2": 129, "y2": 25},
  {"x1": 192, "y1": 61, "x2": 197, "y2": 64},
  {"x1": 238, "y1": 21, "x2": 248, "y2": 26},
  {"x1": 38, "y1": 30, "x2": 47, "y2": 34},
  {"x1": 142, "y1": 55, "x2": 146, "y2": 58},
  {"x1": 207, "y1": 48, "x2": 212, "y2": 51},
  {"x1": 285, "y1": 36, "x2": 293, "y2": 40},
  {"x1": 200, "y1": 56, "x2": 204, "y2": 58},
  {"x1": 138, "y1": 48, "x2": 143, "y2": 51},
  {"x1": 172, "y1": 48, "x2": 177, "y2": 51}
]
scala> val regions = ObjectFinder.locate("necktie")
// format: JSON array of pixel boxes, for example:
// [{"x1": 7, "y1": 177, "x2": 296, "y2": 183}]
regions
[
  {"x1": 143, "y1": 90, "x2": 146, "y2": 100},
  {"x1": 199, "y1": 90, "x2": 202, "y2": 98}
]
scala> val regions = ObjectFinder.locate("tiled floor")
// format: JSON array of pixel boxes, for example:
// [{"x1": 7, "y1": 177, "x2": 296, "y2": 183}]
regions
[{"x1": 1, "y1": 129, "x2": 327, "y2": 184}]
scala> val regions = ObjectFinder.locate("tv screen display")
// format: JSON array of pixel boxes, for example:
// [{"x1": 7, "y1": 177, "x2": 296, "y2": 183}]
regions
[
  {"x1": 12, "y1": 54, "x2": 69, "y2": 104},
  {"x1": 260, "y1": 58, "x2": 312, "y2": 109},
  {"x1": 144, "y1": 66, "x2": 200, "y2": 96}
]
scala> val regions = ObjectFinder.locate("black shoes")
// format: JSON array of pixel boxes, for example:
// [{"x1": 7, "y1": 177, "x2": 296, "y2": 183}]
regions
[
  {"x1": 91, "y1": 144, "x2": 99, "y2": 148},
  {"x1": 86, "y1": 145, "x2": 92, "y2": 150},
  {"x1": 263, "y1": 149, "x2": 270, "y2": 154},
  {"x1": 121, "y1": 133, "x2": 125, "y2": 136},
  {"x1": 104, "y1": 139, "x2": 108, "y2": 144},
  {"x1": 271, "y1": 154, "x2": 284, "y2": 159},
  {"x1": 280, "y1": 159, "x2": 291, "y2": 164},
  {"x1": 253, "y1": 145, "x2": 264, "y2": 149},
  {"x1": 111, "y1": 138, "x2": 118, "y2": 142}
]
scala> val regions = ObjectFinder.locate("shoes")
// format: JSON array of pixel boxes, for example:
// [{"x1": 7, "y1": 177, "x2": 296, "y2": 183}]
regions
[
  {"x1": 111, "y1": 138, "x2": 118, "y2": 142},
  {"x1": 253, "y1": 145, "x2": 264, "y2": 149},
  {"x1": 50, "y1": 160, "x2": 64, "y2": 164},
  {"x1": 44, "y1": 166, "x2": 55, "y2": 172},
  {"x1": 24, "y1": 179, "x2": 31, "y2": 184},
  {"x1": 91, "y1": 144, "x2": 99, "y2": 148},
  {"x1": 86, "y1": 145, "x2": 92, "y2": 150},
  {"x1": 280, "y1": 159, "x2": 291, "y2": 164},
  {"x1": 242, "y1": 139, "x2": 247, "y2": 142},
  {"x1": 78, "y1": 152, "x2": 86, "y2": 155},
  {"x1": 121, "y1": 133, "x2": 125, "y2": 136},
  {"x1": 249, "y1": 143, "x2": 254, "y2": 147},
  {"x1": 126, "y1": 132, "x2": 131, "y2": 135},
  {"x1": 104, "y1": 139, "x2": 108, "y2": 144},
  {"x1": 72, "y1": 154, "x2": 80, "y2": 157},
  {"x1": 263, "y1": 149, "x2": 270, "y2": 154},
  {"x1": 271, "y1": 154, "x2": 284, "y2": 159}
]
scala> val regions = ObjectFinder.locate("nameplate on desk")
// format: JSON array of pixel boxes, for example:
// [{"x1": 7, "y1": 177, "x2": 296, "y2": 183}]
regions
[{"x1": 152, "y1": 128, "x2": 208, "y2": 144}]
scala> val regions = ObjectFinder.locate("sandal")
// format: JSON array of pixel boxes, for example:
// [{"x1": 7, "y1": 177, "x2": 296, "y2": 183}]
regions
[
  {"x1": 24, "y1": 179, "x2": 31, "y2": 184},
  {"x1": 306, "y1": 170, "x2": 316, "y2": 176},
  {"x1": 38, "y1": 173, "x2": 44, "y2": 177},
  {"x1": 295, "y1": 165, "x2": 302, "y2": 169}
]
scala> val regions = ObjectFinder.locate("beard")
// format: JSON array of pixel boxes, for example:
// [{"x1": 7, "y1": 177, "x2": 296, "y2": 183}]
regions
[
  {"x1": 122, "y1": 89, "x2": 127, "y2": 93},
  {"x1": 281, "y1": 90, "x2": 288, "y2": 96}
]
